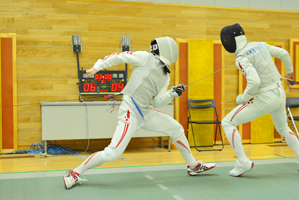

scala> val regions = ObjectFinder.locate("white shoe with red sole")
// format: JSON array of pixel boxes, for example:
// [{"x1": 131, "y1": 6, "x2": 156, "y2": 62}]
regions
[
  {"x1": 63, "y1": 170, "x2": 87, "y2": 189},
  {"x1": 187, "y1": 160, "x2": 216, "y2": 176}
]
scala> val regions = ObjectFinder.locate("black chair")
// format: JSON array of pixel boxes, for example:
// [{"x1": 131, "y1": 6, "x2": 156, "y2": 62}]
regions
[
  {"x1": 187, "y1": 99, "x2": 224, "y2": 151},
  {"x1": 286, "y1": 98, "x2": 299, "y2": 137}
]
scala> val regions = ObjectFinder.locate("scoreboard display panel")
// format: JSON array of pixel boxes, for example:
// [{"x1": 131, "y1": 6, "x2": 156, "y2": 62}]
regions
[{"x1": 79, "y1": 70, "x2": 127, "y2": 96}]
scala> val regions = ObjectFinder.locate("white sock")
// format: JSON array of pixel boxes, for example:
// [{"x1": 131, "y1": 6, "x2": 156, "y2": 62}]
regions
[
  {"x1": 74, "y1": 151, "x2": 105, "y2": 175},
  {"x1": 224, "y1": 127, "x2": 248, "y2": 164},
  {"x1": 175, "y1": 136, "x2": 197, "y2": 166}
]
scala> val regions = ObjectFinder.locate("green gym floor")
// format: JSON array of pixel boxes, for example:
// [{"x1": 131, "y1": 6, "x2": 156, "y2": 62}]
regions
[{"x1": 1, "y1": 158, "x2": 298, "y2": 200}]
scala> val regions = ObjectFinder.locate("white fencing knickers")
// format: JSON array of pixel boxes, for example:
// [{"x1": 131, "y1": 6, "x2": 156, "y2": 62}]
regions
[
  {"x1": 74, "y1": 98, "x2": 197, "y2": 175},
  {"x1": 222, "y1": 84, "x2": 299, "y2": 164}
]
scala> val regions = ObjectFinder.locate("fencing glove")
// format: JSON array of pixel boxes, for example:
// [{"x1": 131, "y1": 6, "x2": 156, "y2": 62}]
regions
[
  {"x1": 236, "y1": 95, "x2": 246, "y2": 105},
  {"x1": 170, "y1": 83, "x2": 185, "y2": 98}
]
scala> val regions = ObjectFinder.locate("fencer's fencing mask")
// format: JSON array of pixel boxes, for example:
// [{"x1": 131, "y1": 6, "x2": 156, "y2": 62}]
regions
[
  {"x1": 220, "y1": 23, "x2": 244, "y2": 53},
  {"x1": 150, "y1": 37, "x2": 179, "y2": 69}
]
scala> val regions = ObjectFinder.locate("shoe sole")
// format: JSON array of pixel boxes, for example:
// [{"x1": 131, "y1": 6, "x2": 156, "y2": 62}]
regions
[
  {"x1": 188, "y1": 165, "x2": 216, "y2": 176},
  {"x1": 231, "y1": 162, "x2": 254, "y2": 177}
]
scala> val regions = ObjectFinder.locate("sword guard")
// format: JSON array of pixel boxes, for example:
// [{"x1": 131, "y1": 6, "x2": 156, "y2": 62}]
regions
[{"x1": 177, "y1": 83, "x2": 185, "y2": 92}]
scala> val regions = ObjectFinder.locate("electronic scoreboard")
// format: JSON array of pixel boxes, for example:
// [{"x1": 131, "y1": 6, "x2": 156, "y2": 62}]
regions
[{"x1": 78, "y1": 70, "x2": 127, "y2": 96}]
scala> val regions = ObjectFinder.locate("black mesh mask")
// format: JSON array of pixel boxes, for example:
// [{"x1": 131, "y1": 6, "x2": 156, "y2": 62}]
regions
[
  {"x1": 150, "y1": 39, "x2": 159, "y2": 56},
  {"x1": 220, "y1": 23, "x2": 244, "y2": 53}
]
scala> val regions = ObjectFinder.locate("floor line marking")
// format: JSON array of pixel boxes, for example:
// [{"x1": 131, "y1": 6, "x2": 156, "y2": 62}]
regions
[
  {"x1": 157, "y1": 184, "x2": 168, "y2": 190},
  {"x1": 173, "y1": 195, "x2": 184, "y2": 200},
  {"x1": 145, "y1": 175, "x2": 154, "y2": 180}
]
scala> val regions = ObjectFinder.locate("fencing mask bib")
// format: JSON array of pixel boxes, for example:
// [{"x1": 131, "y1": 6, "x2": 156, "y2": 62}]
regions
[
  {"x1": 220, "y1": 23, "x2": 244, "y2": 53},
  {"x1": 150, "y1": 37, "x2": 179, "y2": 72}
]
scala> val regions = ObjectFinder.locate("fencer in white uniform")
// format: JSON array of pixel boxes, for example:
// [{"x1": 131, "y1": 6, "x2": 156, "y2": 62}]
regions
[
  {"x1": 63, "y1": 37, "x2": 216, "y2": 189},
  {"x1": 220, "y1": 23, "x2": 299, "y2": 177}
]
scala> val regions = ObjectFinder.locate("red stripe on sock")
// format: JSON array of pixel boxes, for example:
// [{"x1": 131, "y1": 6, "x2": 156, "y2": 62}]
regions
[
  {"x1": 289, "y1": 131, "x2": 296, "y2": 136},
  {"x1": 84, "y1": 152, "x2": 98, "y2": 165},
  {"x1": 232, "y1": 129, "x2": 236, "y2": 148},
  {"x1": 176, "y1": 140, "x2": 191, "y2": 153}
]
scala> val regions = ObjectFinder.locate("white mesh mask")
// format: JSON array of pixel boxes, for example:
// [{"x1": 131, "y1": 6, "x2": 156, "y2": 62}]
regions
[{"x1": 154, "y1": 37, "x2": 178, "y2": 67}]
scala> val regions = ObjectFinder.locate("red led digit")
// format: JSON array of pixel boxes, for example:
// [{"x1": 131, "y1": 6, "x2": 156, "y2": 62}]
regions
[
  {"x1": 111, "y1": 83, "x2": 117, "y2": 91},
  {"x1": 83, "y1": 83, "x2": 90, "y2": 92},
  {"x1": 104, "y1": 74, "x2": 109, "y2": 79},
  {"x1": 108, "y1": 74, "x2": 112, "y2": 79},
  {"x1": 90, "y1": 83, "x2": 96, "y2": 91},
  {"x1": 99, "y1": 74, "x2": 103, "y2": 79},
  {"x1": 95, "y1": 74, "x2": 99, "y2": 80},
  {"x1": 118, "y1": 83, "x2": 124, "y2": 91}
]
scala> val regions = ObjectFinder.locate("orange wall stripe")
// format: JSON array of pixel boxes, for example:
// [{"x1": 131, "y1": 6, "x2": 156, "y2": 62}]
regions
[
  {"x1": 0, "y1": 37, "x2": 1, "y2": 154},
  {"x1": 12, "y1": 34, "x2": 17, "y2": 150},
  {"x1": 178, "y1": 41, "x2": 189, "y2": 137},
  {"x1": 1, "y1": 33, "x2": 17, "y2": 150},
  {"x1": 1, "y1": 37, "x2": 14, "y2": 149},
  {"x1": 213, "y1": 43, "x2": 222, "y2": 141}
]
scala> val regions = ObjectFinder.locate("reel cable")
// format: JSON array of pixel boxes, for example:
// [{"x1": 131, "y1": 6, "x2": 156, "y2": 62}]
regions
[{"x1": 184, "y1": 61, "x2": 235, "y2": 88}]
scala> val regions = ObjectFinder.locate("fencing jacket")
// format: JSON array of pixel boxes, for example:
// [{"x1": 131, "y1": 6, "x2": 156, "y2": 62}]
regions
[
  {"x1": 234, "y1": 35, "x2": 293, "y2": 102},
  {"x1": 92, "y1": 51, "x2": 173, "y2": 117}
]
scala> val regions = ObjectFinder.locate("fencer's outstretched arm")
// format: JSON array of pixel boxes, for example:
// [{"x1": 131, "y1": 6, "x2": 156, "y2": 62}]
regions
[
  {"x1": 153, "y1": 83, "x2": 185, "y2": 108},
  {"x1": 86, "y1": 51, "x2": 145, "y2": 78},
  {"x1": 268, "y1": 45, "x2": 293, "y2": 73},
  {"x1": 236, "y1": 57, "x2": 261, "y2": 103},
  {"x1": 267, "y1": 45, "x2": 294, "y2": 81}
]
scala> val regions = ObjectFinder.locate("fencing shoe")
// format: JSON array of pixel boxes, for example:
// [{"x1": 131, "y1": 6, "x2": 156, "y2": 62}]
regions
[
  {"x1": 187, "y1": 160, "x2": 216, "y2": 176},
  {"x1": 229, "y1": 160, "x2": 254, "y2": 177},
  {"x1": 63, "y1": 170, "x2": 87, "y2": 189}
]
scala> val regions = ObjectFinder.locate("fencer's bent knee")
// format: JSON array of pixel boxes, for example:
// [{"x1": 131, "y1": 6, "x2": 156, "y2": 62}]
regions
[
  {"x1": 221, "y1": 117, "x2": 239, "y2": 136},
  {"x1": 101, "y1": 145, "x2": 123, "y2": 162},
  {"x1": 221, "y1": 116, "x2": 232, "y2": 128},
  {"x1": 170, "y1": 124, "x2": 185, "y2": 141}
]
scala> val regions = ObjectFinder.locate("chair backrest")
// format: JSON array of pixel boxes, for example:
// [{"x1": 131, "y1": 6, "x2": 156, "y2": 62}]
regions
[
  {"x1": 286, "y1": 98, "x2": 299, "y2": 108},
  {"x1": 188, "y1": 99, "x2": 219, "y2": 120}
]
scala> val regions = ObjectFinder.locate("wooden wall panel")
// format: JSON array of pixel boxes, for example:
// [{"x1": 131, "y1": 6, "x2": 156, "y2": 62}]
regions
[{"x1": 2, "y1": 0, "x2": 299, "y2": 150}]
